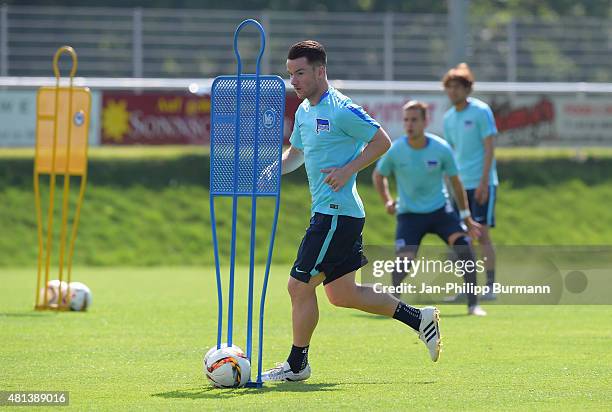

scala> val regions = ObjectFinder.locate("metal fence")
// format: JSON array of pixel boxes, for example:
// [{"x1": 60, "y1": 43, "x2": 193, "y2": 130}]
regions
[{"x1": 1, "y1": 5, "x2": 610, "y2": 82}]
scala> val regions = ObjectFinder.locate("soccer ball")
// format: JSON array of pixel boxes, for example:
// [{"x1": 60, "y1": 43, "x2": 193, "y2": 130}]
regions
[
  {"x1": 204, "y1": 343, "x2": 244, "y2": 365},
  {"x1": 204, "y1": 348, "x2": 251, "y2": 388},
  {"x1": 38, "y1": 280, "x2": 68, "y2": 307},
  {"x1": 67, "y1": 282, "x2": 92, "y2": 311}
]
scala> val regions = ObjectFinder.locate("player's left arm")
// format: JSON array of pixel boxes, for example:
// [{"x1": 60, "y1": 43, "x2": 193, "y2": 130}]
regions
[
  {"x1": 475, "y1": 136, "x2": 495, "y2": 205},
  {"x1": 322, "y1": 128, "x2": 391, "y2": 192},
  {"x1": 475, "y1": 105, "x2": 498, "y2": 205},
  {"x1": 449, "y1": 175, "x2": 482, "y2": 239}
]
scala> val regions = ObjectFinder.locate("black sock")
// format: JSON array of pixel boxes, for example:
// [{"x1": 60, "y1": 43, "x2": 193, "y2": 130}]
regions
[
  {"x1": 392, "y1": 269, "x2": 407, "y2": 287},
  {"x1": 287, "y1": 345, "x2": 309, "y2": 373},
  {"x1": 393, "y1": 302, "x2": 421, "y2": 331},
  {"x1": 486, "y1": 269, "x2": 495, "y2": 288},
  {"x1": 453, "y1": 237, "x2": 478, "y2": 307}
]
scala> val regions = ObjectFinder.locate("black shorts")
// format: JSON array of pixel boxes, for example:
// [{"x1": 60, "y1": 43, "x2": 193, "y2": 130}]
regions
[
  {"x1": 290, "y1": 213, "x2": 368, "y2": 285},
  {"x1": 466, "y1": 185, "x2": 497, "y2": 227},
  {"x1": 396, "y1": 205, "x2": 465, "y2": 253}
]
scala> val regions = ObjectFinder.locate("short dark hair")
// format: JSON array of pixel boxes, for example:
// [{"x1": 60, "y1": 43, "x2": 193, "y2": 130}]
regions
[
  {"x1": 287, "y1": 40, "x2": 326, "y2": 66},
  {"x1": 403, "y1": 100, "x2": 428, "y2": 120},
  {"x1": 442, "y1": 62, "x2": 474, "y2": 89}
]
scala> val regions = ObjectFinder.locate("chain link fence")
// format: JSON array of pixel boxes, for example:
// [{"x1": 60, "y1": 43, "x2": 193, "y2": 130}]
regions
[{"x1": 1, "y1": 5, "x2": 610, "y2": 82}]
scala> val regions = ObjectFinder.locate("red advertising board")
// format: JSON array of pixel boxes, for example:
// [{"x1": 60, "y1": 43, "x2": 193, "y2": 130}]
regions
[
  {"x1": 102, "y1": 93, "x2": 211, "y2": 145},
  {"x1": 102, "y1": 91, "x2": 301, "y2": 145}
]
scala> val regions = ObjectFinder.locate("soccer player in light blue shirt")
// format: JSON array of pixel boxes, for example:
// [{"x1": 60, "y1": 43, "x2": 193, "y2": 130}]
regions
[
  {"x1": 375, "y1": 129, "x2": 458, "y2": 215},
  {"x1": 288, "y1": 87, "x2": 379, "y2": 218},
  {"x1": 262, "y1": 41, "x2": 441, "y2": 383},
  {"x1": 372, "y1": 101, "x2": 485, "y2": 316},
  {"x1": 443, "y1": 63, "x2": 498, "y2": 300}
]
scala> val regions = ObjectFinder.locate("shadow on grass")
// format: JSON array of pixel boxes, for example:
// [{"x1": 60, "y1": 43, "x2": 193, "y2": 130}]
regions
[
  {"x1": 152, "y1": 382, "x2": 340, "y2": 399},
  {"x1": 152, "y1": 379, "x2": 439, "y2": 399},
  {"x1": 0, "y1": 312, "x2": 56, "y2": 318},
  {"x1": 350, "y1": 310, "x2": 469, "y2": 320}
]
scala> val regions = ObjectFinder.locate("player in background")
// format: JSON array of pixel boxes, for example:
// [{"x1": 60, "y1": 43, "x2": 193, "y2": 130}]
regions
[
  {"x1": 442, "y1": 63, "x2": 498, "y2": 301},
  {"x1": 372, "y1": 100, "x2": 486, "y2": 316},
  {"x1": 261, "y1": 41, "x2": 441, "y2": 383}
]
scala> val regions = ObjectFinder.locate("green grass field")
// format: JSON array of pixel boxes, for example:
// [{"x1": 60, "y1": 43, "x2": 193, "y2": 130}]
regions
[
  {"x1": 1, "y1": 267, "x2": 610, "y2": 410},
  {"x1": 2, "y1": 147, "x2": 612, "y2": 267},
  {"x1": 1, "y1": 147, "x2": 611, "y2": 410}
]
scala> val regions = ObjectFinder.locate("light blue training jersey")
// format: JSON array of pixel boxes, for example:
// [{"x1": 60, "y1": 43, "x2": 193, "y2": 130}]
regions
[
  {"x1": 290, "y1": 87, "x2": 380, "y2": 218},
  {"x1": 376, "y1": 133, "x2": 459, "y2": 214},
  {"x1": 443, "y1": 97, "x2": 498, "y2": 189}
]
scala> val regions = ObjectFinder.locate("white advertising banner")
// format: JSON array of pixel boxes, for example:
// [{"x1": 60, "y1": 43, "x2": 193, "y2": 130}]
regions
[
  {"x1": 552, "y1": 98, "x2": 612, "y2": 145},
  {"x1": 0, "y1": 90, "x2": 101, "y2": 147},
  {"x1": 485, "y1": 94, "x2": 612, "y2": 146},
  {"x1": 351, "y1": 94, "x2": 447, "y2": 139}
]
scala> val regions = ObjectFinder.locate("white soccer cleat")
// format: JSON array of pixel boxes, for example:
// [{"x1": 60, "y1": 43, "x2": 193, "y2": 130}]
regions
[
  {"x1": 418, "y1": 306, "x2": 441, "y2": 362},
  {"x1": 261, "y1": 361, "x2": 311, "y2": 382},
  {"x1": 468, "y1": 305, "x2": 487, "y2": 316}
]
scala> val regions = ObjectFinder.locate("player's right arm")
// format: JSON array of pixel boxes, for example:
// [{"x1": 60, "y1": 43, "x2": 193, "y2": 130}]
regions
[
  {"x1": 281, "y1": 110, "x2": 306, "y2": 175},
  {"x1": 372, "y1": 152, "x2": 396, "y2": 215},
  {"x1": 443, "y1": 114, "x2": 454, "y2": 148},
  {"x1": 260, "y1": 115, "x2": 304, "y2": 181},
  {"x1": 281, "y1": 145, "x2": 304, "y2": 175},
  {"x1": 372, "y1": 170, "x2": 395, "y2": 215}
]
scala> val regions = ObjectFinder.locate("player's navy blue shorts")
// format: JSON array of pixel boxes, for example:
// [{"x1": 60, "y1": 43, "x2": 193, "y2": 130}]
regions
[
  {"x1": 395, "y1": 204, "x2": 464, "y2": 252},
  {"x1": 466, "y1": 185, "x2": 497, "y2": 227},
  {"x1": 290, "y1": 213, "x2": 367, "y2": 285}
]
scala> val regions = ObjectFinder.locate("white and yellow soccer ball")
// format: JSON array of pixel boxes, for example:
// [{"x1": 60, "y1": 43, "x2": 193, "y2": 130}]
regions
[
  {"x1": 204, "y1": 347, "x2": 251, "y2": 388},
  {"x1": 38, "y1": 279, "x2": 68, "y2": 307},
  {"x1": 67, "y1": 282, "x2": 92, "y2": 311},
  {"x1": 204, "y1": 343, "x2": 244, "y2": 365}
]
